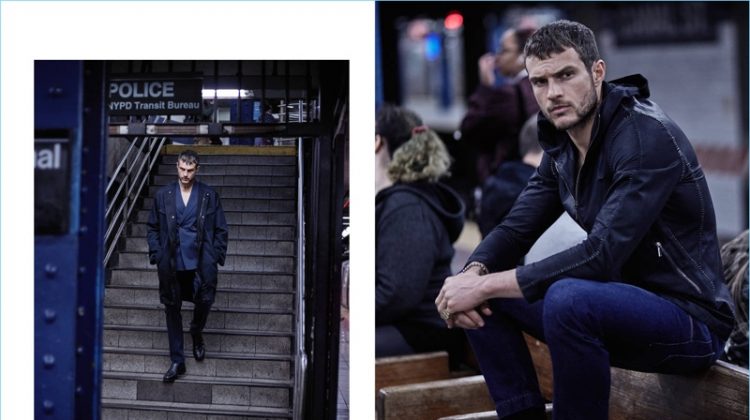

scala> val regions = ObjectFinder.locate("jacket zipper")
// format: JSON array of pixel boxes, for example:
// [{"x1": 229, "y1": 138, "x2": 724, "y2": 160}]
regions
[
  {"x1": 574, "y1": 160, "x2": 584, "y2": 221},
  {"x1": 655, "y1": 241, "x2": 701, "y2": 293}
]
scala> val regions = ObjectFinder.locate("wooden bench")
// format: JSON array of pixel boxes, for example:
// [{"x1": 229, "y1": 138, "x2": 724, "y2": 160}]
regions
[
  {"x1": 524, "y1": 333, "x2": 749, "y2": 419},
  {"x1": 438, "y1": 404, "x2": 554, "y2": 420},
  {"x1": 377, "y1": 375, "x2": 494, "y2": 420},
  {"x1": 375, "y1": 351, "x2": 452, "y2": 395},
  {"x1": 377, "y1": 334, "x2": 749, "y2": 420}
]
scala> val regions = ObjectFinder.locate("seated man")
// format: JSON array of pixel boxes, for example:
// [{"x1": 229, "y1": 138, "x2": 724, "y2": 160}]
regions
[{"x1": 435, "y1": 20, "x2": 735, "y2": 419}]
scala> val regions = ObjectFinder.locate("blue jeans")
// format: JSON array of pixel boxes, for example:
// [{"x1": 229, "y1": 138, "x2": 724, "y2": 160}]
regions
[{"x1": 466, "y1": 278, "x2": 724, "y2": 420}]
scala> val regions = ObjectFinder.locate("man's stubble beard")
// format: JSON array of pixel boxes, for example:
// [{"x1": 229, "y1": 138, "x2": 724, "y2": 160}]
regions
[{"x1": 551, "y1": 77, "x2": 599, "y2": 132}]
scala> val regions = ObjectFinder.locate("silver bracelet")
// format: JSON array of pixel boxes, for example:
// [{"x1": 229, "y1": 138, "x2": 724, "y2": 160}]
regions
[{"x1": 461, "y1": 261, "x2": 489, "y2": 276}]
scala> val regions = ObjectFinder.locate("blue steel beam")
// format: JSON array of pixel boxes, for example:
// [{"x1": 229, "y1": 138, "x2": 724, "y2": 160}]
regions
[{"x1": 35, "y1": 60, "x2": 105, "y2": 420}]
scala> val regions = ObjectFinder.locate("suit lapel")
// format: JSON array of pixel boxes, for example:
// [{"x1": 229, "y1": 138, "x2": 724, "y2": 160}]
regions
[{"x1": 166, "y1": 182, "x2": 178, "y2": 243}]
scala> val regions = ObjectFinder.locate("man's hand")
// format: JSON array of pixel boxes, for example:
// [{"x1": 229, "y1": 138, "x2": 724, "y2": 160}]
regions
[{"x1": 435, "y1": 267, "x2": 492, "y2": 329}]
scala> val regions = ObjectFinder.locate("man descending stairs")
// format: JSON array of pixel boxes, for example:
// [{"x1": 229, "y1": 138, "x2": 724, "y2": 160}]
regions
[{"x1": 102, "y1": 145, "x2": 298, "y2": 419}]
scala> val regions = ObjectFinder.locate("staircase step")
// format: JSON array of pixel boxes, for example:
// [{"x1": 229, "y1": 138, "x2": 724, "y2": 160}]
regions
[
  {"x1": 103, "y1": 399, "x2": 291, "y2": 419},
  {"x1": 161, "y1": 154, "x2": 297, "y2": 166},
  {"x1": 110, "y1": 269, "x2": 294, "y2": 292},
  {"x1": 123, "y1": 238, "x2": 294, "y2": 256},
  {"x1": 157, "y1": 164, "x2": 295, "y2": 177},
  {"x1": 140, "y1": 197, "x2": 295, "y2": 213},
  {"x1": 103, "y1": 347, "x2": 291, "y2": 381},
  {"x1": 134, "y1": 210, "x2": 296, "y2": 226},
  {"x1": 129, "y1": 224, "x2": 296, "y2": 241},
  {"x1": 115, "y1": 252, "x2": 294, "y2": 273},
  {"x1": 104, "y1": 304, "x2": 293, "y2": 333},
  {"x1": 102, "y1": 374, "x2": 291, "y2": 410},
  {"x1": 147, "y1": 185, "x2": 296, "y2": 200},
  {"x1": 153, "y1": 174, "x2": 296, "y2": 187},
  {"x1": 105, "y1": 285, "x2": 293, "y2": 310},
  {"x1": 104, "y1": 325, "x2": 292, "y2": 355}
]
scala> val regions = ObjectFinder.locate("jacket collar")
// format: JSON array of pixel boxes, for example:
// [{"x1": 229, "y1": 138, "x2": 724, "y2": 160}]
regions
[
  {"x1": 537, "y1": 74, "x2": 650, "y2": 162},
  {"x1": 167, "y1": 180, "x2": 204, "y2": 234}
]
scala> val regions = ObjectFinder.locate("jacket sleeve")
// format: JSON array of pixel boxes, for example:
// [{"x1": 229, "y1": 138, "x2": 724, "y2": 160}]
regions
[
  {"x1": 468, "y1": 153, "x2": 565, "y2": 273},
  {"x1": 212, "y1": 194, "x2": 228, "y2": 266},
  {"x1": 516, "y1": 116, "x2": 684, "y2": 300},
  {"x1": 146, "y1": 192, "x2": 161, "y2": 265},
  {"x1": 376, "y1": 201, "x2": 440, "y2": 325}
]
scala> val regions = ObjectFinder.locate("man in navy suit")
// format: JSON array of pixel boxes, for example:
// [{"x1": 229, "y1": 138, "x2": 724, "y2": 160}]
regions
[{"x1": 147, "y1": 149, "x2": 228, "y2": 382}]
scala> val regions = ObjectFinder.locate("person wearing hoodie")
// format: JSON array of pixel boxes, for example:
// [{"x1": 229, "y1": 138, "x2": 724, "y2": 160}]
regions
[
  {"x1": 435, "y1": 21, "x2": 735, "y2": 419},
  {"x1": 375, "y1": 104, "x2": 466, "y2": 366}
]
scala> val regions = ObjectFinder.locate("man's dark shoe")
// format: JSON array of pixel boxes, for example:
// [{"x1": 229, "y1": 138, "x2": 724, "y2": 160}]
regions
[
  {"x1": 163, "y1": 362, "x2": 186, "y2": 383},
  {"x1": 192, "y1": 332, "x2": 206, "y2": 362}
]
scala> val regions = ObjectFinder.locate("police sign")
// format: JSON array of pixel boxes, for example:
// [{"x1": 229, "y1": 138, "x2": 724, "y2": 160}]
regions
[{"x1": 108, "y1": 78, "x2": 202, "y2": 115}]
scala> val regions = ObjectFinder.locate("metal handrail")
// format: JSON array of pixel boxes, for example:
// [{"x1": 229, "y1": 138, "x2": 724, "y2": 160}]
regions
[
  {"x1": 104, "y1": 136, "x2": 151, "y2": 220},
  {"x1": 293, "y1": 138, "x2": 307, "y2": 420},
  {"x1": 103, "y1": 136, "x2": 167, "y2": 266}
]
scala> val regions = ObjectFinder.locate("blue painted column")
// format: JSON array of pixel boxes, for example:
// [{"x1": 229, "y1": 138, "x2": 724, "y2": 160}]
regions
[{"x1": 34, "y1": 60, "x2": 105, "y2": 420}]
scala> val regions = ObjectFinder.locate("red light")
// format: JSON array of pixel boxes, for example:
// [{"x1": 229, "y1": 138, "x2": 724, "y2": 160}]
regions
[{"x1": 444, "y1": 12, "x2": 463, "y2": 30}]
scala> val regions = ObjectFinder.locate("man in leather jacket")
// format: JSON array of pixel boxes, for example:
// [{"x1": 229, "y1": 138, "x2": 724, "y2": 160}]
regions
[
  {"x1": 147, "y1": 150, "x2": 228, "y2": 382},
  {"x1": 436, "y1": 20, "x2": 735, "y2": 420}
]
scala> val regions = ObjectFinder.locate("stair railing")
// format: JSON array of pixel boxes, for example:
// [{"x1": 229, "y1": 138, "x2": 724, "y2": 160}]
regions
[
  {"x1": 293, "y1": 138, "x2": 308, "y2": 419},
  {"x1": 103, "y1": 136, "x2": 167, "y2": 266}
]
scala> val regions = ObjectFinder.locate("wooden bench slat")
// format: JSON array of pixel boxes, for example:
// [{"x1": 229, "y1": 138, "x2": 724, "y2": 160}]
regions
[
  {"x1": 609, "y1": 360, "x2": 749, "y2": 420},
  {"x1": 377, "y1": 375, "x2": 495, "y2": 420},
  {"x1": 376, "y1": 351, "x2": 451, "y2": 398},
  {"x1": 438, "y1": 404, "x2": 554, "y2": 420}
]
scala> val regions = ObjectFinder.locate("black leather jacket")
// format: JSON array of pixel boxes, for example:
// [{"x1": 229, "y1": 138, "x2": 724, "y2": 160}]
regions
[{"x1": 469, "y1": 74, "x2": 735, "y2": 339}]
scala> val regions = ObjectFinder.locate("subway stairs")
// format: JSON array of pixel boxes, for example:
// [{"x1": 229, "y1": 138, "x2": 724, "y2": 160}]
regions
[{"x1": 102, "y1": 146, "x2": 299, "y2": 419}]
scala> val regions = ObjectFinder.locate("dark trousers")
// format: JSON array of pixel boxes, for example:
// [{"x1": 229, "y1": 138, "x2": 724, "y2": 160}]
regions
[
  {"x1": 164, "y1": 270, "x2": 212, "y2": 364},
  {"x1": 376, "y1": 323, "x2": 468, "y2": 369},
  {"x1": 466, "y1": 278, "x2": 724, "y2": 420}
]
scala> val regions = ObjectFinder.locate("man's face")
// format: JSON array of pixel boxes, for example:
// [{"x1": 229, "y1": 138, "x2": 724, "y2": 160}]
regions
[
  {"x1": 526, "y1": 47, "x2": 600, "y2": 131},
  {"x1": 176, "y1": 160, "x2": 198, "y2": 187},
  {"x1": 496, "y1": 30, "x2": 522, "y2": 77}
]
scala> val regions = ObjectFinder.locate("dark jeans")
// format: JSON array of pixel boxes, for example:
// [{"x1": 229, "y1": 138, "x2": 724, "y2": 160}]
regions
[
  {"x1": 164, "y1": 270, "x2": 212, "y2": 364},
  {"x1": 466, "y1": 278, "x2": 724, "y2": 420}
]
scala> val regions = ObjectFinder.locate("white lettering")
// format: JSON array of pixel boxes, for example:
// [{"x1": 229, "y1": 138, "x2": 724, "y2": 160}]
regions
[
  {"x1": 133, "y1": 101, "x2": 166, "y2": 110},
  {"x1": 109, "y1": 101, "x2": 132, "y2": 111},
  {"x1": 35, "y1": 144, "x2": 61, "y2": 170},
  {"x1": 167, "y1": 101, "x2": 200, "y2": 110},
  {"x1": 110, "y1": 81, "x2": 177, "y2": 99}
]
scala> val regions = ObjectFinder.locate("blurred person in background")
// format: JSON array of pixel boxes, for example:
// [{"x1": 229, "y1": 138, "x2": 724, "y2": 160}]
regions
[
  {"x1": 436, "y1": 20, "x2": 734, "y2": 419},
  {"x1": 375, "y1": 104, "x2": 467, "y2": 367},
  {"x1": 477, "y1": 115, "x2": 542, "y2": 238},
  {"x1": 460, "y1": 25, "x2": 540, "y2": 188}
]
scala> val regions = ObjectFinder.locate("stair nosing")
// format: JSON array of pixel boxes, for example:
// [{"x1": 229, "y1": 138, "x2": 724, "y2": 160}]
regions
[
  {"x1": 101, "y1": 399, "x2": 293, "y2": 418},
  {"x1": 109, "y1": 267, "x2": 295, "y2": 276},
  {"x1": 106, "y1": 284, "x2": 294, "y2": 295},
  {"x1": 103, "y1": 346, "x2": 293, "y2": 361},
  {"x1": 102, "y1": 372, "x2": 293, "y2": 388},
  {"x1": 103, "y1": 324, "x2": 294, "y2": 337},
  {"x1": 105, "y1": 302, "x2": 294, "y2": 315}
]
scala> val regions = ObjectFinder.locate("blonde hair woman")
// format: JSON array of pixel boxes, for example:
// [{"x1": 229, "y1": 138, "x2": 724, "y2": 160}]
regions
[{"x1": 375, "y1": 104, "x2": 466, "y2": 367}]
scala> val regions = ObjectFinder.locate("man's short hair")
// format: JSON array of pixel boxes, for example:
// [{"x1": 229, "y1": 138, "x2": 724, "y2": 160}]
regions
[
  {"x1": 523, "y1": 20, "x2": 600, "y2": 72},
  {"x1": 177, "y1": 149, "x2": 200, "y2": 167}
]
